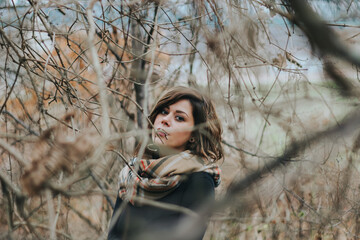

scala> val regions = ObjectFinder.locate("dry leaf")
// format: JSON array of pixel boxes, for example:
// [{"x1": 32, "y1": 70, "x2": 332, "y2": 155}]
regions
[
  {"x1": 21, "y1": 113, "x2": 101, "y2": 195},
  {"x1": 272, "y1": 53, "x2": 287, "y2": 68}
]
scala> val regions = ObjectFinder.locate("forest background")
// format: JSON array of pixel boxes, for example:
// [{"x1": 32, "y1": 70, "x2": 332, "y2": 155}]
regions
[{"x1": 1, "y1": 0, "x2": 360, "y2": 239}]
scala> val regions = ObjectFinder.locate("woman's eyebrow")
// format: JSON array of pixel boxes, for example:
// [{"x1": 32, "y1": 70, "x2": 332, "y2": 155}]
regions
[{"x1": 175, "y1": 110, "x2": 189, "y2": 118}]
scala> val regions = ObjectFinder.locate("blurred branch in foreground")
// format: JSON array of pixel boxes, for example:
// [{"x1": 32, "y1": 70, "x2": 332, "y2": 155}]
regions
[{"x1": 1, "y1": 0, "x2": 360, "y2": 239}]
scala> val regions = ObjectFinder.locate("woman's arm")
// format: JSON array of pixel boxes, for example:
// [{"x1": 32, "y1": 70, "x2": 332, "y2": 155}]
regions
[{"x1": 177, "y1": 172, "x2": 216, "y2": 240}]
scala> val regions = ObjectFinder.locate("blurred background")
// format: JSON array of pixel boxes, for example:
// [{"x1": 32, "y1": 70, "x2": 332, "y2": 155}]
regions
[{"x1": 1, "y1": 0, "x2": 360, "y2": 239}]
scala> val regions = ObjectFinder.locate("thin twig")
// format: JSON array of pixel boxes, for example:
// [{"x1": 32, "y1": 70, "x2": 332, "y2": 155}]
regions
[{"x1": 0, "y1": 139, "x2": 28, "y2": 167}]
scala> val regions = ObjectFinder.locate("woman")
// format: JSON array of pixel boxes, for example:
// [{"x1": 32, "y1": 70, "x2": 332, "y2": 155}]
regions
[{"x1": 108, "y1": 86, "x2": 223, "y2": 240}]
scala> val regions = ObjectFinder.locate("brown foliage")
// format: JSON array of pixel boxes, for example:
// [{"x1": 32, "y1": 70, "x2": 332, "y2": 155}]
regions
[
  {"x1": 21, "y1": 113, "x2": 101, "y2": 195},
  {"x1": 1, "y1": 0, "x2": 360, "y2": 239}
]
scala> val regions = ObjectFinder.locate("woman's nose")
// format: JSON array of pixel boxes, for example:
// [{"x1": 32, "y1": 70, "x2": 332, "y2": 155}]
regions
[{"x1": 161, "y1": 115, "x2": 171, "y2": 126}]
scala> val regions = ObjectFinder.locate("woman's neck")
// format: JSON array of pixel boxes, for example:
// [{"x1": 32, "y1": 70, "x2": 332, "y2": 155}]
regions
[{"x1": 144, "y1": 144, "x2": 185, "y2": 158}]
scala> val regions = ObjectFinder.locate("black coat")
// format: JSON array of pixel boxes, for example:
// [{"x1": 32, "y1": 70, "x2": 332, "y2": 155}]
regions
[{"x1": 107, "y1": 172, "x2": 215, "y2": 240}]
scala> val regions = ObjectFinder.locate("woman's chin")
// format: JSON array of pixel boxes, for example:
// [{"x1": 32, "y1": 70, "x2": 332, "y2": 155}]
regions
[{"x1": 153, "y1": 139, "x2": 166, "y2": 147}]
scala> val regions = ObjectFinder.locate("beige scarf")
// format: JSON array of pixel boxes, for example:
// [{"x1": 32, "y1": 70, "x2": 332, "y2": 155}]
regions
[{"x1": 118, "y1": 150, "x2": 221, "y2": 205}]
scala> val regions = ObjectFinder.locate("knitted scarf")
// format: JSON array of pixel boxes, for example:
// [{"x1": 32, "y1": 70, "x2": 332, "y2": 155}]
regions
[{"x1": 118, "y1": 150, "x2": 221, "y2": 205}]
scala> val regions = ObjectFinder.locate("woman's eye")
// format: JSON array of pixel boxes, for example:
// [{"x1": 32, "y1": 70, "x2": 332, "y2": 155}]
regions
[
  {"x1": 175, "y1": 116, "x2": 185, "y2": 122},
  {"x1": 160, "y1": 109, "x2": 168, "y2": 115}
]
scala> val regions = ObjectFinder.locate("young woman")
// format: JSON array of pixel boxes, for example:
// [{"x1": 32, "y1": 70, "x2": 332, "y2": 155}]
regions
[{"x1": 108, "y1": 86, "x2": 223, "y2": 240}]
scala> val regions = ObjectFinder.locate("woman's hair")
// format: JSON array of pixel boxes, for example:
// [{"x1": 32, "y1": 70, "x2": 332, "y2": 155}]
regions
[{"x1": 146, "y1": 86, "x2": 223, "y2": 162}]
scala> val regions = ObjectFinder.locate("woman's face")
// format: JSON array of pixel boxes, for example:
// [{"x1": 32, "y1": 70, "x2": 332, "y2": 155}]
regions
[{"x1": 152, "y1": 99, "x2": 195, "y2": 151}]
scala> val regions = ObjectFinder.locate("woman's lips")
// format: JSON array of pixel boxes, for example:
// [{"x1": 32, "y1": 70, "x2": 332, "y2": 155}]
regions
[
  {"x1": 158, "y1": 132, "x2": 166, "y2": 137},
  {"x1": 156, "y1": 128, "x2": 168, "y2": 138}
]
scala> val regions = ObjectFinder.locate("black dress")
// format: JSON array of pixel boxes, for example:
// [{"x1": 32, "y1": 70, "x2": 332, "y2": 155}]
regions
[{"x1": 107, "y1": 172, "x2": 215, "y2": 240}]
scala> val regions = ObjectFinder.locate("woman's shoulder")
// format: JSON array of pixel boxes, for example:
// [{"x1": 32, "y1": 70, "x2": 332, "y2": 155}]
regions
[{"x1": 185, "y1": 171, "x2": 216, "y2": 186}]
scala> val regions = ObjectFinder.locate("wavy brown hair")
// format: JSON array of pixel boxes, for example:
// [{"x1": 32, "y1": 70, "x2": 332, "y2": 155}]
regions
[{"x1": 145, "y1": 86, "x2": 223, "y2": 162}]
